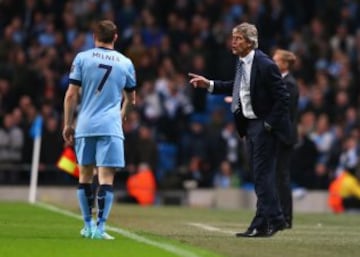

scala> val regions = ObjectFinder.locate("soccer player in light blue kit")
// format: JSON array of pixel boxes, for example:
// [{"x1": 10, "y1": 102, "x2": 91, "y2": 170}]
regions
[{"x1": 63, "y1": 20, "x2": 136, "y2": 240}]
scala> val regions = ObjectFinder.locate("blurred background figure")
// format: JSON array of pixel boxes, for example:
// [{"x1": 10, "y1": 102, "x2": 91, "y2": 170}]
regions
[
  {"x1": 119, "y1": 163, "x2": 156, "y2": 206},
  {"x1": 273, "y1": 49, "x2": 299, "y2": 229},
  {"x1": 213, "y1": 160, "x2": 239, "y2": 188}
]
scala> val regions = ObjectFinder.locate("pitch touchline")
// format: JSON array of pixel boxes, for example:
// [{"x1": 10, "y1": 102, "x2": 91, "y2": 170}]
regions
[
  {"x1": 187, "y1": 222, "x2": 237, "y2": 235},
  {"x1": 36, "y1": 202, "x2": 200, "y2": 257}
]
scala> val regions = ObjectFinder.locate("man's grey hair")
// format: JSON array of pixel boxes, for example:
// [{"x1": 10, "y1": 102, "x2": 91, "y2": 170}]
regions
[{"x1": 234, "y1": 22, "x2": 258, "y2": 49}]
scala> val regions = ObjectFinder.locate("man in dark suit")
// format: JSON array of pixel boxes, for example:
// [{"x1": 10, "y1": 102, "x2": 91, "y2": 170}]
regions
[
  {"x1": 189, "y1": 22, "x2": 290, "y2": 237},
  {"x1": 273, "y1": 49, "x2": 299, "y2": 229}
]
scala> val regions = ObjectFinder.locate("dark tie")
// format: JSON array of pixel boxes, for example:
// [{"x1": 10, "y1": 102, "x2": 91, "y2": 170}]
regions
[{"x1": 231, "y1": 60, "x2": 244, "y2": 113}]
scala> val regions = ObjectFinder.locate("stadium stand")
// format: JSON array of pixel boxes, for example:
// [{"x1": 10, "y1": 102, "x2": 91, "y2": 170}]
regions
[{"x1": 0, "y1": 1, "x2": 359, "y2": 206}]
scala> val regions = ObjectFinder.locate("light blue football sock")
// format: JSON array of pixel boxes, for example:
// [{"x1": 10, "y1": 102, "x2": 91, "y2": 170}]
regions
[
  {"x1": 97, "y1": 184, "x2": 114, "y2": 232},
  {"x1": 77, "y1": 183, "x2": 94, "y2": 228}
]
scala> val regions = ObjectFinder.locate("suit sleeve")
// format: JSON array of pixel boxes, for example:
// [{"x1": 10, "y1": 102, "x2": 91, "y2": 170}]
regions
[
  {"x1": 212, "y1": 80, "x2": 234, "y2": 95},
  {"x1": 286, "y1": 77, "x2": 299, "y2": 122}
]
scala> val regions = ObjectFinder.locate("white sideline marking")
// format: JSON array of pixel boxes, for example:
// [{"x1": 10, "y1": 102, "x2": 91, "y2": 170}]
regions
[
  {"x1": 187, "y1": 223, "x2": 236, "y2": 235},
  {"x1": 36, "y1": 202, "x2": 200, "y2": 257}
]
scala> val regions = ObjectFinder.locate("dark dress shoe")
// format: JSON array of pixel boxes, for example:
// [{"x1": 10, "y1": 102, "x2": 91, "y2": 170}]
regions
[
  {"x1": 235, "y1": 228, "x2": 268, "y2": 238},
  {"x1": 266, "y1": 221, "x2": 287, "y2": 236},
  {"x1": 284, "y1": 218, "x2": 292, "y2": 229},
  {"x1": 285, "y1": 222, "x2": 292, "y2": 229}
]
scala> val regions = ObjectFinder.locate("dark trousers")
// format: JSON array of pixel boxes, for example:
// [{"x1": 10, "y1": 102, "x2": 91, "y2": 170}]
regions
[
  {"x1": 245, "y1": 119, "x2": 284, "y2": 230},
  {"x1": 276, "y1": 142, "x2": 293, "y2": 227}
]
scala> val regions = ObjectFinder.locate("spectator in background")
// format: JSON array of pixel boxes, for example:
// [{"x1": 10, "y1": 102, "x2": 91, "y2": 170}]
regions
[
  {"x1": 189, "y1": 54, "x2": 209, "y2": 113},
  {"x1": 157, "y1": 79, "x2": 193, "y2": 144},
  {"x1": 0, "y1": 113, "x2": 23, "y2": 163},
  {"x1": 305, "y1": 86, "x2": 330, "y2": 117},
  {"x1": 182, "y1": 155, "x2": 212, "y2": 188},
  {"x1": 138, "y1": 80, "x2": 162, "y2": 126},
  {"x1": 291, "y1": 124, "x2": 319, "y2": 189},
  {"x1": 10, "y1": 47, "x2": 44, "y2": 102},
  {"x1": 330, "y1": 23, "x2": 355, "y2": 56},
  {"x1": 134, "y1": 124, "x2": 158, "y2": 173},
  {"x1": 180, "y1": 118, "x2": 209, "y2": 167},
  {"x1": 333, "y1": 90, "x2": 350, "y2": 123},
  {"x1": 125, "y1": 32, "x2": 147, "y2": 68},
  {"x1": 123, "y1": 109, "x2": 140, "y2": 175},
  {"x1": 219, "y1": 121, "x2": 247, "y2": 183},
  {"x1": 296, "y1": 79, "x2": 311, "y2": 113},
  {"x1": 206, "y1": 108, "x2": 228, "y2": 172},
  {"x1": 310, "y1": 113, "x2": 336, "y2": 188},
  {"x1": 343, "y1": 107, "x2": 359, "y2": 136},
  {"x1": 335, "y1": 135, "x2": 359, "y2": 177},
  {"x1": 327, "y1": 124, "x2": 346, "y2": 178},
  {"x1": 19, "y1": 98, "x2": 38, "y2": 164},
  {"x1": 125, "y1": 163, "x2": 156, "y2": 206},
  {"x1": 0, "y1": 79, "x2": 17, "y2": 115},
  {"x1": 40, "y1": 115, "x2": 63, "y2": 170},
  {"x1": 213, "y1": 160, "x2": 239, "y2": 188},
  {"x1": 0, "y1": 113, "x2": 24, "y2": 183}
]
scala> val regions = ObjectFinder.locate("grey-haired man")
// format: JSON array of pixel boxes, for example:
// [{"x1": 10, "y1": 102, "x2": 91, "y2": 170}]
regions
[{"x1": 189, "y1": 22, "x2": 290, "y2": 237}]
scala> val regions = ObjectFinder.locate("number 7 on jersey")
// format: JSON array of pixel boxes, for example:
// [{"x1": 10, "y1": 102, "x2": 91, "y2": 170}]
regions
[{"x1": 97, "y1": 64, "x2": 112, "y2": 93}]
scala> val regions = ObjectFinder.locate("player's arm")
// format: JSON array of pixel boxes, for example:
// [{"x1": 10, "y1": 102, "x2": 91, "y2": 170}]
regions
[
  {"x1": 122, "y1": 60, "x2": 137, "y2": 121},
  {"x1": 121, "y1": 88, "x2": 136, "y2": 121},
  {"x1": 63, "y1": 84, "x2": 80, "y2": 145}
]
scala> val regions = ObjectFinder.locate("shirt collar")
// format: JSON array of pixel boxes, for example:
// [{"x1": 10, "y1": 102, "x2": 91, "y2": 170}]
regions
[
  {"x1": 281, "y1": 71, "x2": 289, "y2": 78},
  {"x1": 239, "y1": 50, "x2": 255, "y2": 65}
]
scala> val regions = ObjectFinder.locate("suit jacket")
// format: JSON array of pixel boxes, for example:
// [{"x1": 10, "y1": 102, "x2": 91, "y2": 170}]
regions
[
  {"x1": 283, "y1": 73, "x2": 299, "y2": 146},
  {"x1": 212, "y1": 49, "x2": 291, "y2": 144}
]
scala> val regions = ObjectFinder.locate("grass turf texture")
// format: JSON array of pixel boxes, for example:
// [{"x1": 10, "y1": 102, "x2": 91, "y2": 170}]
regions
[{"x1": 0, "y1": 202, "x2": 360, "y2": 257}]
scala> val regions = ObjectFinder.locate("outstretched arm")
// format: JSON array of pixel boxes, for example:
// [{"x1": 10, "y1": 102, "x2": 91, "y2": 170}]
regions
[
  {"x1": 188, "y1": 73, "x2": 211, "y2": 89},
  {"x1": 188, "y1": 72, "x2": 234, "y2": 95}
]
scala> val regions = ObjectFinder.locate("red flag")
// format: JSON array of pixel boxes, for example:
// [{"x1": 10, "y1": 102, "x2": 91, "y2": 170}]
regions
[
  {"x1": 328, "y1": 173, "x2": 345, "y2": 213},
  {"x1": 56, "y1": 147, "x2": 79, "y2": 178}
]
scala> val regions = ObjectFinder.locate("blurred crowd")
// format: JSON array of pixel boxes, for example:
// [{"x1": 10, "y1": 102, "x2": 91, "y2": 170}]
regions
[{"x1": 1, "y1": 0, "x2": 360, "y2": 191}]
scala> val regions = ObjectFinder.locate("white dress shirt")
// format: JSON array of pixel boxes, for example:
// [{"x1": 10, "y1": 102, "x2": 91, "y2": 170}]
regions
[
  {"x1": 208, "y1": 50, "x2": 257, "y2": 119},
  {"x1": 281, "y1": 71, "x2": 289, "y2": 78},
  {"x1": 239, "y1": 50, "x2": 257, "y2": 119}
]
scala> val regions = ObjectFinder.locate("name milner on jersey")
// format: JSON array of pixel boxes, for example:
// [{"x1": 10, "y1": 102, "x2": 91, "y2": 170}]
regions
[{"x1": 92, "y1": 52, "x2": 120, "y2": 62}]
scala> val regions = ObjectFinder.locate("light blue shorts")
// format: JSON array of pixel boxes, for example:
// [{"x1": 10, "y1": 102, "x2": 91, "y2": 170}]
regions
[{"x1": 74, "y1": 136, "x2": 125, "y2": 168}]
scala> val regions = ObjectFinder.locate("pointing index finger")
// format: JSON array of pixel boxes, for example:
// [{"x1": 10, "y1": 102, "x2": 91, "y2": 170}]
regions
[{"x1": 188, "y1": 72, "x2": 199, "y2": 78}]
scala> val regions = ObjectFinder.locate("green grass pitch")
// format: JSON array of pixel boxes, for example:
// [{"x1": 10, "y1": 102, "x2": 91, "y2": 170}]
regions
[{"x1": 0, "y1": 202, "x2": 359, "y2": 257}]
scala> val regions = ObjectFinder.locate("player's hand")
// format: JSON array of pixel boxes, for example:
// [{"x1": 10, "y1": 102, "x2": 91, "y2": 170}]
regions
[
  {"x1": 62, "y1": 126, "x2": 75, "y2": 146},
  {"x1": 188, "y1": 73, "x2": 210, "y2": 89}
]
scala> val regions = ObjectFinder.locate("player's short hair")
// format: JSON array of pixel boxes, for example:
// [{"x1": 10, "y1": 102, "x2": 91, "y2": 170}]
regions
[
  {"x1": 274, "y1": 49, "x2": 297, "y2": 69},
  {"x1": 234, "y1": 22, "x2": 258, "y2": 49},
  {"x1": 93, "y1": 20, "x2": 117, "y2": 43}
]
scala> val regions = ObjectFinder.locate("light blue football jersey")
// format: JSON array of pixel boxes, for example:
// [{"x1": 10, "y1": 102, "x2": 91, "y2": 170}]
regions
[{"x1": 69, "y1": 47, "x2": 136, "y2": 139}]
